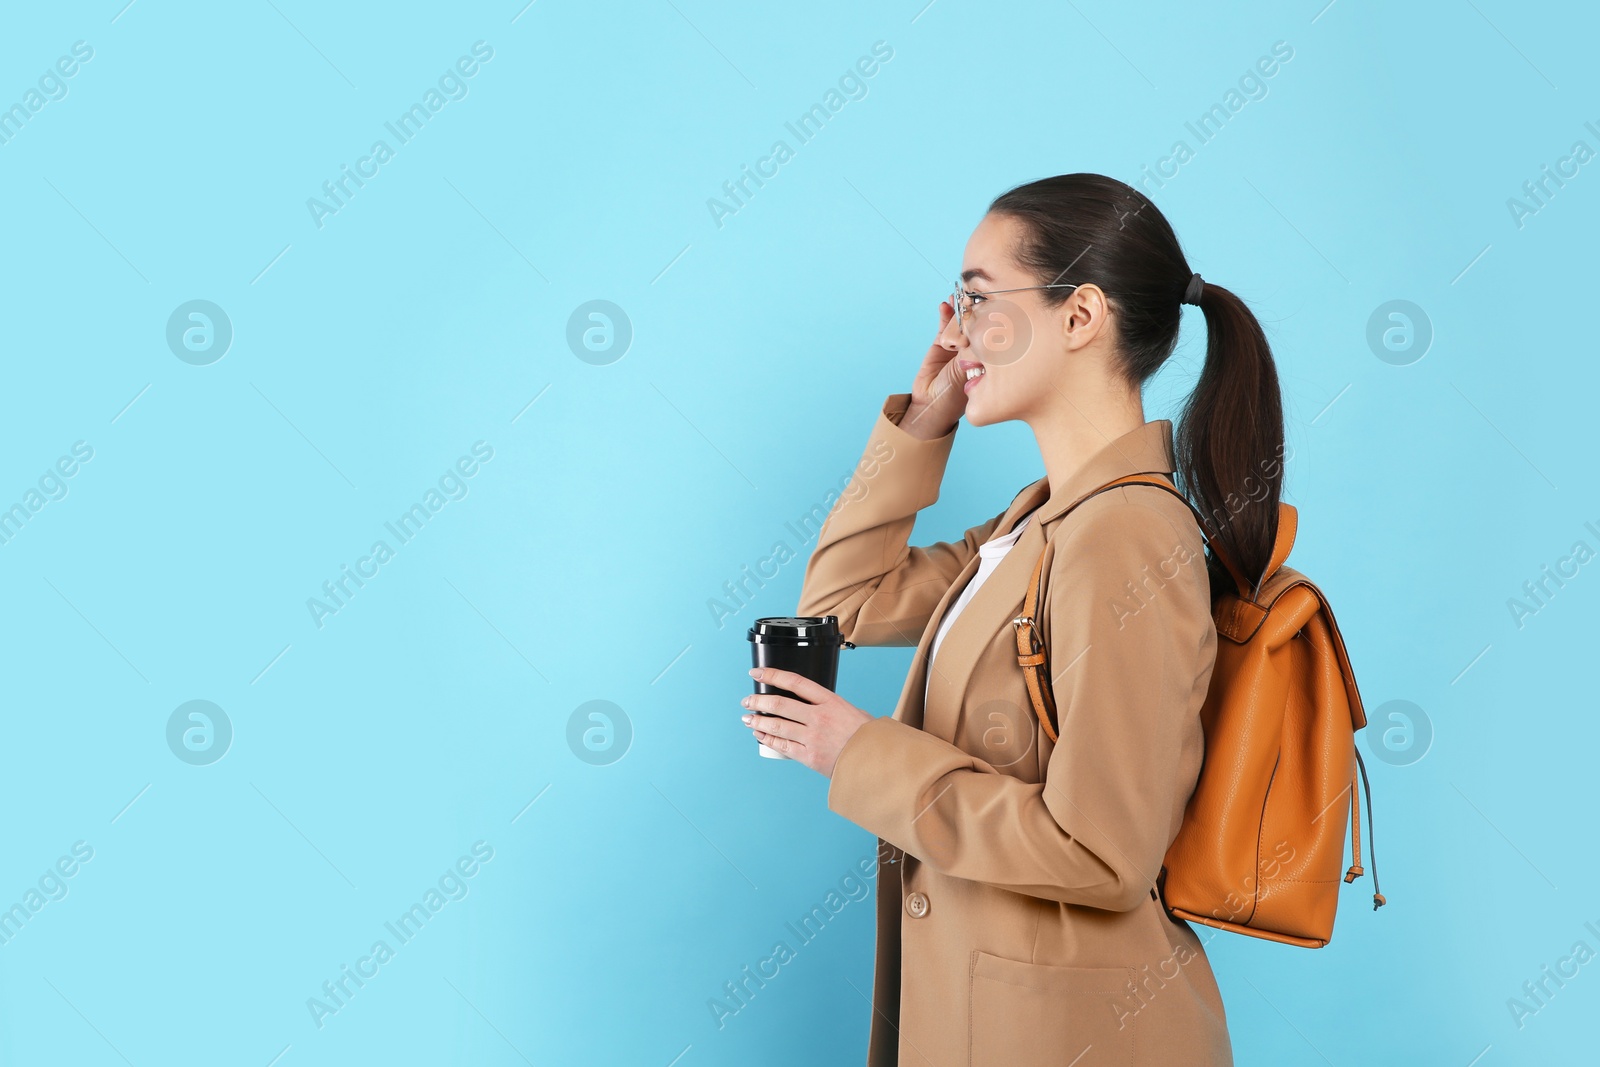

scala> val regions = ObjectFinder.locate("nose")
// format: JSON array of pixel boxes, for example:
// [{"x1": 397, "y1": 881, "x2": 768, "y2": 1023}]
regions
[{"x1": 938, "y1": 304, "x2": 968, "y2": 352}]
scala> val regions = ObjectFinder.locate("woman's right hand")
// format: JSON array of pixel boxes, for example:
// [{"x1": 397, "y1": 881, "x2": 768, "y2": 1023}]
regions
[{"x1": 901, "y1": 300, "x2": 967, "y2": 440}]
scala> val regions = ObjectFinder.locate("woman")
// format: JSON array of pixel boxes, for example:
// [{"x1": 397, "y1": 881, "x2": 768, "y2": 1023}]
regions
[{"x1": 739, "y1": 173, "x2": 1284, "y2": 1066}]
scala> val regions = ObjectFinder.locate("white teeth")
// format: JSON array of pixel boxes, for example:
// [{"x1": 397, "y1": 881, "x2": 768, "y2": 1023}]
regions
[{"x1": 964, "y1": 366, "x2": 985, "y2": 381}]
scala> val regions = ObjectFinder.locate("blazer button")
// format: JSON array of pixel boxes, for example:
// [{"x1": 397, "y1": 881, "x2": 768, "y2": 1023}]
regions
[{"x1": 905, "y1": 891, "x2": 929, "y2": 918}]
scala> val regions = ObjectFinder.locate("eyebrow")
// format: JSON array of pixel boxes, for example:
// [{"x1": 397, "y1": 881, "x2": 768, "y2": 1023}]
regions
[{"x1": 960, "y1": 268, "x2": 994, "y2": 283}]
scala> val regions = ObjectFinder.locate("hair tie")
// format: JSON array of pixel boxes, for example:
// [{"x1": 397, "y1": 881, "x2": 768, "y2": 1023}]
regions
[{"x1": 1181, "y1": 272, "x2": 1204, "y2": 306}]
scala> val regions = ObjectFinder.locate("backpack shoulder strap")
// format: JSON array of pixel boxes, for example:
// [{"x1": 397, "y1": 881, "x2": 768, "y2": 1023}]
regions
[
  {"x1": 1080, "y1": 474, "x2": 1255, "y2": 596},
  {"x1": 1014, "y1": 473, "x2": 1253, "y2": 744}
]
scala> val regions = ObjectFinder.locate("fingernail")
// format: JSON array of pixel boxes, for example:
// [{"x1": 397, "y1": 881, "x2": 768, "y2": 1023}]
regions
[
  {"x1": 741, "y1": 714, "x2": 752, "y2": 723},
  {"x1": 747, "y1": 668, "x2": 760, "y2": 677}
]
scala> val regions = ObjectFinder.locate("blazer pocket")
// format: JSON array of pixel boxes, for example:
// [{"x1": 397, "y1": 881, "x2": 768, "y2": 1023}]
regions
[{"x1": 968, "y1": 949, "x2": 1136, "y2": 1066}]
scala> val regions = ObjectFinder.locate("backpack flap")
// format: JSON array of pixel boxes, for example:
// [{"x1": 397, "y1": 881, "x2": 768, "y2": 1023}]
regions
[{"x1": 1214, "y1": 567, "x2": 1367, "y2": 733}]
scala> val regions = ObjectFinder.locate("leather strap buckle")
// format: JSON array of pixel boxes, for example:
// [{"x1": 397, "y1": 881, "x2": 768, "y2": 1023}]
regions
[{"x1": 1012, "y1": 615, "x2": 1042, "y2": 655}]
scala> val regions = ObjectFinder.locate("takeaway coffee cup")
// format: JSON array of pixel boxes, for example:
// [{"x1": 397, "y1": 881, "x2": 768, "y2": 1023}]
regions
[{"x1": 747, "y1": 616, "x2": 855, "y2": 759}]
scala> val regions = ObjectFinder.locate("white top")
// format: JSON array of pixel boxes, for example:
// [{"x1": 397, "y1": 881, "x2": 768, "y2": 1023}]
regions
[{"x1": 925, "y1": 508, "x2": 1038, "y2": 704}]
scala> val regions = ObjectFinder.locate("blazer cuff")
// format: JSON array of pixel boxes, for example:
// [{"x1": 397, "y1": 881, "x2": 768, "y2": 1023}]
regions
[
  {"x1": 881, "y1": 392, "x2": 955, "y2": 438},
  {"x1": 827, "y1": 715, "x2": 940, "y2": 837}
]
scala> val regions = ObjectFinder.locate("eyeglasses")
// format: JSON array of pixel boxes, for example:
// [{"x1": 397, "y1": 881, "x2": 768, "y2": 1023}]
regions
[{"x1": 950, "y1": 279, "x2": 1081, "y2": 332}]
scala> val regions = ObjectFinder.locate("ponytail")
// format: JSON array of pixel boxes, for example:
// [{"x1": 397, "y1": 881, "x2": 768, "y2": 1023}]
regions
[{"x1": 1177, "y1": 283, "x2": 1285, "y2": 596}]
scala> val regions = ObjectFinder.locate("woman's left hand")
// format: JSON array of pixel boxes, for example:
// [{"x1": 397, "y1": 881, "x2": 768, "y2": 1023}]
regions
[{"x1": 741, "y1": 667, "x2": 872, "y2": 777}]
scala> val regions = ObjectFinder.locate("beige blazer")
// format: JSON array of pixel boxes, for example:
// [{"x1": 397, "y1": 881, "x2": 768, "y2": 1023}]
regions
[{"x1": 798, "y1": 393, "x2": 1233, "y2": 1067}]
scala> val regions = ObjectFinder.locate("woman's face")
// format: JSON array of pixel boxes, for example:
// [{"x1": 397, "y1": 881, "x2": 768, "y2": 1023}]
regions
[{"x1": 939, "y1": 211, "x2": 1089, "y2": 427}]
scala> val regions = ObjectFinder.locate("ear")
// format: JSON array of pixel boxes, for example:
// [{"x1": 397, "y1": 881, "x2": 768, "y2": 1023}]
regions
[{"x1": 1060, "y1": 284, "x2": 1110, "y2": 352}]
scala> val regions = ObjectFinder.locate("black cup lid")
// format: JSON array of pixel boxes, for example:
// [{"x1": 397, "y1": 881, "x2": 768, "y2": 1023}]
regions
[{"x1": 748, "y1": 615, "x2": 843, "y2": 642}]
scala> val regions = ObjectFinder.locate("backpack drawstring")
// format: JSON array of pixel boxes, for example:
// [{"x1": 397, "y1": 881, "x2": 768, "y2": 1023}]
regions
[{"x1": 1341, "y1": 746, "x2": 1386, "y2": 910}]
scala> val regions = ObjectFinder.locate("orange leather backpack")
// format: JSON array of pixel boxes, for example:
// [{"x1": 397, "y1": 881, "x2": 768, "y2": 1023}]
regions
[{"x1": 1014, "y1": 473, "x2": 1385, "y2": 947}]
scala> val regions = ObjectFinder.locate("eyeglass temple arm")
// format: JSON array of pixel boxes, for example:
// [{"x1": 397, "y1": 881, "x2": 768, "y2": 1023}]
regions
[{"x1": 960, "y1": 282, "x2": 1082, "y2": 298}]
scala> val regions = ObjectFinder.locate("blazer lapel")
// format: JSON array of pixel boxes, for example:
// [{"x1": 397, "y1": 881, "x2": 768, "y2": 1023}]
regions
[{"x1": 895, "y1": 477, "x2": 1050, "y2": 737}]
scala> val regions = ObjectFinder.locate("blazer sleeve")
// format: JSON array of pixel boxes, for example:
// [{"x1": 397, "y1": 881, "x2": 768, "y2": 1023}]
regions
[
  {"x1": 825, "y1": 490, "x2": 1214, "y2": 912},
  {"x1": 795, "y1": 392, "x2": 1009, "y2": 648}
]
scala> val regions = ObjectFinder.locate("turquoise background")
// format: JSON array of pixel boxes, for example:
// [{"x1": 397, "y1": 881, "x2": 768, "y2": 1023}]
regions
[{"x1": 1, "y1": 0, "x2": 1595, "y2": 1064}]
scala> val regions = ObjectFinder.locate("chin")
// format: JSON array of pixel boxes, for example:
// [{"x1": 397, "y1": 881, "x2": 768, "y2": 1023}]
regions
[{"x1": 963, "y1": 390, "x2": 1007, "y2": 427}]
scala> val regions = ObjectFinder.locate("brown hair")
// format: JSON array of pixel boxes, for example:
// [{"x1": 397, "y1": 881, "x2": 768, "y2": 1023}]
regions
[{"x1": 989, "y1": 172, "x2": 1285, "y2": 594}]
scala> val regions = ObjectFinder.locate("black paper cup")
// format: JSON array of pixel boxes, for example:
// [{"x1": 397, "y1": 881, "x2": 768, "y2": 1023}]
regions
[{"x1": 747, "y1": 616, "x2": 854, "y2": 759}]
